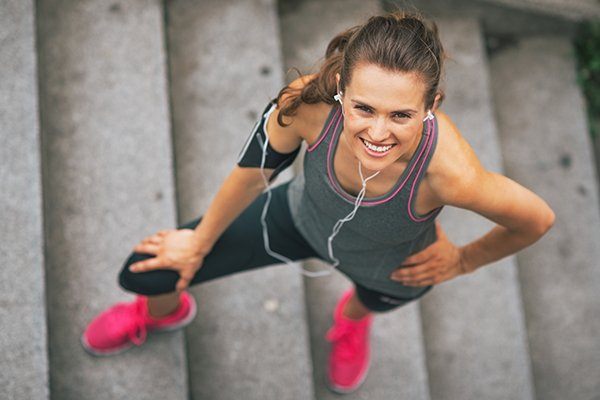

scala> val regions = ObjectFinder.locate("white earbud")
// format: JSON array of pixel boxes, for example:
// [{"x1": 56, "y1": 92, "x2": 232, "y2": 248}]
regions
[
  {"x1": 333, "y1": 91, "x2": 343, "y2": 105},
  {"x1": 334, "y1": 90, "x2": 345, "y2": 116},
  {"x1": 422, "y1": 110, "x2": 434, "y2": 121}
]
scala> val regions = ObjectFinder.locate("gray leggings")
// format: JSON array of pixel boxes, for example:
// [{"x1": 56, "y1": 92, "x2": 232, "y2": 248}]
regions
[{"x1": 118, "y1": 180, "x2": 431, "y2": 312}]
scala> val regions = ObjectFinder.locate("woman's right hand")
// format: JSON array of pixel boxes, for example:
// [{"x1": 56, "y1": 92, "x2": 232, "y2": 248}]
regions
[{"x1": 129, "y1": 229, "x2": 212, "y2": 293}]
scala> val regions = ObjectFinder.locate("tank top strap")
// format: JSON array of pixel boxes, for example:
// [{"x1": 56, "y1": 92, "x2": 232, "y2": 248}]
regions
[
  {"x1": 307, "y1": 105, "x2": 341, "y2": 152},
  {"x1": 403, "y1": 114, "x2": 439, "y2": 191}
]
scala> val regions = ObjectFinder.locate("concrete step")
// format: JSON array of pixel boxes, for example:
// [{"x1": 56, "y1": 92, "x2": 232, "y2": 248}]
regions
[
  {"x1": 489, "y1": 35, "x2": 600, "y2": 400},
  {"x1": 0, "y1": 1, "x2": 50, "y2": 399},
  {"x1": 279, "y1": 1, "x2": 431, "y2": 398},
  {"x1": 417, "y1": 16, "x2": 536, "y2": 400},
  {"x1": 388, "y1": 0, "x2": 582, "y2": 38},
  {"x1": 478, "y1": 0, "x2": 600, "y2": 21},
  {"x1": 36, "y1": 2, "x2": 188, "y2": 399},
  {"x1": 164, "y1": 1, "x2": 314, "y2": 398}
]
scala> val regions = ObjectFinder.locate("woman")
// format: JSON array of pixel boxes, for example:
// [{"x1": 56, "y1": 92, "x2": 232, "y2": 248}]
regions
[{"x1": 81, "y1": 10, "x2": 555, "y2": 394}]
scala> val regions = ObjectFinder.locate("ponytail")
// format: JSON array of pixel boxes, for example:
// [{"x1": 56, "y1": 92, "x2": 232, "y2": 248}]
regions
[{"x1": 275, "y1": 25, "x2": 360, "y2": 127}]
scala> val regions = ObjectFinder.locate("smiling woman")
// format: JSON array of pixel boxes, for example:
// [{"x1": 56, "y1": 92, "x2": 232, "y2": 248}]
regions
[
  {"x1": 82, "y1": 8, "x2": 555, "y2": 396},
  {"x1": 333, "y1": 65, "x2": 435, "y2": 170}
]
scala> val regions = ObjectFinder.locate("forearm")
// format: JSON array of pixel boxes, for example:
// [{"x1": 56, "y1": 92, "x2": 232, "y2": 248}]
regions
[
  {"x1": 192, "y1": 167, "x2": 267, "y2": 253},
  {"x1": 459, "y1": 224, "x2": 550, "y2": 274}
]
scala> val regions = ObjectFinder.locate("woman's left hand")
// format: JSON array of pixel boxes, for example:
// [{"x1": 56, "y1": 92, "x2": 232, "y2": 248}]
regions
[{"x1": 390, "y1": 220, "x2": 468, "y2": 287}]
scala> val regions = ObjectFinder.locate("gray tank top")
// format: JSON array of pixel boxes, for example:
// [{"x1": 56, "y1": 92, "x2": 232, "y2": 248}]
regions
[{"x1": 287, "y1": 104, "x2": 444, "y2": 297}]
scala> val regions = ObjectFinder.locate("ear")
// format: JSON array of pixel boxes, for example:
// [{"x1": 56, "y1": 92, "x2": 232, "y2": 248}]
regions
[
  {"x1": 335, "y1": 73, "x2": 342, "y2": 93},
  {"x1": 431, "y1": 93, "x2": 442, "y2": 112}
]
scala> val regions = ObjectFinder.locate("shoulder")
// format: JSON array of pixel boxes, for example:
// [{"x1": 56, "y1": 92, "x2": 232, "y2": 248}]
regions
[
  {"x1": 428, "y1": 111, "x2": 555, "y2": 233},
  {"x1": 266, "y1": 74, "x2": 333, "y2": 151},
  {"x1": 426, "y1": 110, "x2": 488, "y2": 206}
]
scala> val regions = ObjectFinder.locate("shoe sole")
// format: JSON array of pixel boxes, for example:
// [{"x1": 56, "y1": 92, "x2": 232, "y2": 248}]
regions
[
  {"x1": 325, "y1": 357, "x2": 370, "y2": 394},
  {"x1": 80, "y1": 333, "x2": 135, "y2": 357},
  {"x1": 80, "y1": 294, "x2": 198, "y2": 357}
]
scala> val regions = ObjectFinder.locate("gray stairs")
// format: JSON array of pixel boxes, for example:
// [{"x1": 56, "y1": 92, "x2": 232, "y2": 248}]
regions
[
  {"x1": 479, "y1": 0, "x2": 600, "y2": 21},
  {"x1": 36, "y1": 1, "x2": 187, "y2": 399},
  {"x1": 0, "y1": 1, "x2": 49, "y2": 400},
  {"x1": 489, "y1": 36, "x2": 600, "y2": 400},
  {"x1": 1, "y1": 0, "x2": 599, "y2": 399},
  {"x1": 164, "y1": 1, "x2": 314, "y2": 399},
  {"x1": 417, "y1": 16, "x2": 535, "y2": 400}
]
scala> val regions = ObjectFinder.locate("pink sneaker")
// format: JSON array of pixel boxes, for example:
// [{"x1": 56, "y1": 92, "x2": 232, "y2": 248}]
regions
[
  {"x1": 81, "y1": 291, "x2": 197, "y2": 356},
  {"x1": 325, "y1": 288, "x2": 373, "y2": 394}
]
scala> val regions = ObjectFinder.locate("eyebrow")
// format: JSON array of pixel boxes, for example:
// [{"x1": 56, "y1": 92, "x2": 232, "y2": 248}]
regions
[{"x1": 350, "y1": 98, "x2": 417, "y2": 114}]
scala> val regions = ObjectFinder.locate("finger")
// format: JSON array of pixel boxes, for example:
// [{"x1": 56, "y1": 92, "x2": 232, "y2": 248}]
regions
[
  {"x1": 401, "y1": 267, "x2": 435, "y2": 281},
  {"x1": 134, "y1": 234, "x2": 163, "y2": 250},
  {"x1": 402, "y1": 278, "x2": 435, "y2": 287},
  {"x1": 391, "y1": 264, "x2": 437, "y2": 282},
  {"x1": 401, "y1": 250, "x2": 434, "y2": 266},
  {"x1": 129, "y1": 257, "x2": 174, "y2": 273},
  {"x1": 175, "y1": 276, "x2": 191, "y2": 293},
  {"x1": 133, "y1": 242, "x2": 160, "y2": 255},
  {"x1": 393, "y1": 263, "x2": 435, "y2": 279},
  {"x1": 141, "y1": 235, "x2": 162, "y2": 245},
  {"x1": 435, "y1": 220, "x2": 447, "y2": 240}
]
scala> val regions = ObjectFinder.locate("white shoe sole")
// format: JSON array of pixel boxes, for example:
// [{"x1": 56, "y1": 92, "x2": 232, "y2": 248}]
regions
[{"x1": 325, "y1": 358, "x2": 370, "y2": 394}]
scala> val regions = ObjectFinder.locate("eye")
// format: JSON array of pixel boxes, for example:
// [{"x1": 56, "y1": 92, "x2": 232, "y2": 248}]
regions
[
  {"x1": 393, "y1": 113, "x2": 410, "y2": 119},
  {"x1": 355, "y1": 105, "x2": 372, "y2": 113}
]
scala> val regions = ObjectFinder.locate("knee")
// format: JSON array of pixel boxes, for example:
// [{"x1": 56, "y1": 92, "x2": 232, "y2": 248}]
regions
[{"x1": 118, "y1": 252, "x2": 179, "y2": 296}]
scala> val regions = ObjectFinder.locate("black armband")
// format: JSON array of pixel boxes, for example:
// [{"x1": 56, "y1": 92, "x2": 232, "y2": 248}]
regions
[{"x1": 237, "y1": 99, "x2": 301, "y2": 182}]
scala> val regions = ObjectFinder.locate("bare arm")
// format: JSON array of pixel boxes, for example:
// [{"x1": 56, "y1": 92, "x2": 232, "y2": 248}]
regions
[
  {"x1": 390, "y1": 114, "x2": 555, "y2": 287},
  {"x1": 128, "y1": 83, "x2": 307, "y2": 291},
  {"x1": 450, "y1": 171, "x2": 555, "y2": 273},
  {"x1": 192, "y1": 96, "x2": 304, "y2": 254},
  {"x1": 191, "y1": 165, "x2": 271, "y2": 253},
  {"x1": 428, "y1": 114, "x2": 556, "y2": 273}
]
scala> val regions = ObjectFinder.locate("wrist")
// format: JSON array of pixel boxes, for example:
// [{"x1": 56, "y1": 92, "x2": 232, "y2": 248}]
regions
[
  {"x1": 458, "y1": 246, "x2": 474, "y2": 274},
  {"x1": 192, "y1": 229, "x2": 214, "y2": 256}
]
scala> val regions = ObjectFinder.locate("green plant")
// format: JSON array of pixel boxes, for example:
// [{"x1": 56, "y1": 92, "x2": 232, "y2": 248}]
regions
[{"x1": 574, "y1": 20, "x2": 600, "y2": 142}]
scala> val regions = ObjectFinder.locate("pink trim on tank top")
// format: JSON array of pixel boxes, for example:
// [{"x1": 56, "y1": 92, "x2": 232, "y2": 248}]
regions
[
  {"x1": 326, "y1": 113, "x2": 434, "y2": 206},
  {"x1": 307, "y1": 107, "x2": 341, "y2": 152},
  {"x1": 407, "y1": 120, "x2": 443, "y2": 222}
]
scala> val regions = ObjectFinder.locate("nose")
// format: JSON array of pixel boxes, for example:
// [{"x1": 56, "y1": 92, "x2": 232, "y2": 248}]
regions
[{"x1": 368, "y1": 116, "x2": 390, "y2": 142}]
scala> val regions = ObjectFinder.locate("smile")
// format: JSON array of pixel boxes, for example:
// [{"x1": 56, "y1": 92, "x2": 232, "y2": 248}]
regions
[{"x1": 360, "y1": 138, "x2": 396, "y2": 155}]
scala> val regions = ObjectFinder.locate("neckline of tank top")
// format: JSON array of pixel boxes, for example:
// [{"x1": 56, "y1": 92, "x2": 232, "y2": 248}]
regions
[{"x1": 324, "y1": 105, "x2": 436, "y2": 206}]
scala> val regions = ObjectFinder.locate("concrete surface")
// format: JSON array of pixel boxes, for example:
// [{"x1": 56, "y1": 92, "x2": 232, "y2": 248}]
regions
[
  {"x1": 0, "y1": 1, "x2": 49, "y2": 399},
  {"x1": 385, "y1": 0, "x2": 580, "y2": 38},
  {"x1": 490, "y1": 35, "x2": 600, "y2": 400},
  {"x1": 478, "y1": 0, "x2": 600, "y2": 21},
  {"x1": 165, "y1": 0, "x2": 314, "y2": 398},
  {"x1": 7, "y1": 0, "x2": 598, "y2": 398},
  {"x1": 419, "y1": 16, "x2": 535, "y2": 400},
  {"x1": 36, "y1": 1, "x2": 187, "y2": 399}
]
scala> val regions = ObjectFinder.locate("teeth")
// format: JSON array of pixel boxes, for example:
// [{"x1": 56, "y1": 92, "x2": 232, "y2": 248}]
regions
[{"x1": 362, "y1": 138, "x2": 393, "y2": 152}]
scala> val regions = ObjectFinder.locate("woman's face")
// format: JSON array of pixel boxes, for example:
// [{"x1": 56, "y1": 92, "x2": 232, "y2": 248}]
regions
[{"x1": 336, "y1": 63, "x2": 431, "y2": 174}]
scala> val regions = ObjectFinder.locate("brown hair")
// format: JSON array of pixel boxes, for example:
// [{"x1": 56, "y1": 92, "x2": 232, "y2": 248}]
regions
[{"x1": 275, "y1": 9, "x2": 447, "y2": 127}]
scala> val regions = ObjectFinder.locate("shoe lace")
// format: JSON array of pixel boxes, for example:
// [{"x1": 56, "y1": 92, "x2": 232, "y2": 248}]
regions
[
  {"x1": 325, "y1": 322, "x2": 363, "y2": 361},
  {"x1": 128, "y1": 298, "x2": 148, "y2": 345},
  {"x1": 110, "y1": 298, "x2": 148, "y2": 346}
]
